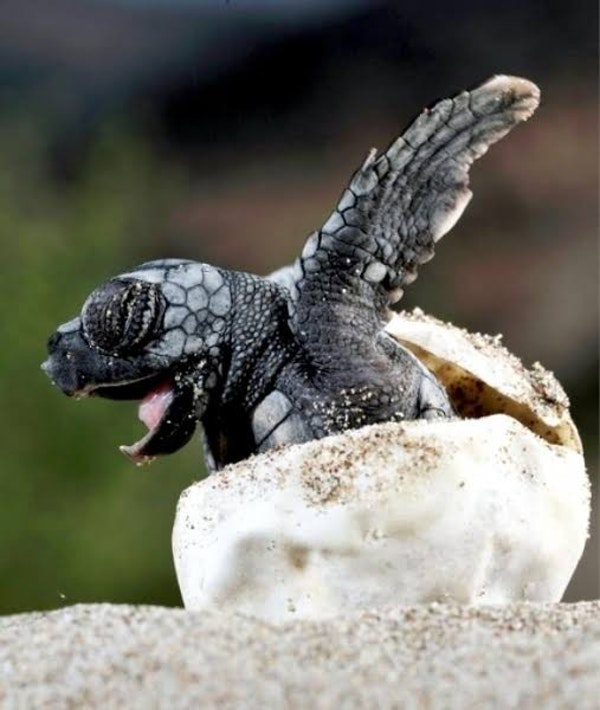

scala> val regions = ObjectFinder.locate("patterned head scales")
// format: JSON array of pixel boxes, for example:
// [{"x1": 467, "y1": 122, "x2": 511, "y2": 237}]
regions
[{"x1": 43, "y1": 259, "x2": 234, "y2": 463}]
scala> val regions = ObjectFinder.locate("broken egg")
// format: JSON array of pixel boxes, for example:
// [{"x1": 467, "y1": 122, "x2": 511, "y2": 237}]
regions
[{"x1": 172, "y1": 311, "x2": 589, "y2": 622}]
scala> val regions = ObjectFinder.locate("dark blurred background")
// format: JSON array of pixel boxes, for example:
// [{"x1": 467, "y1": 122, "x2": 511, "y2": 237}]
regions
[{"x1": 0, "y1": 0, "x2": 597, "y2": 614}]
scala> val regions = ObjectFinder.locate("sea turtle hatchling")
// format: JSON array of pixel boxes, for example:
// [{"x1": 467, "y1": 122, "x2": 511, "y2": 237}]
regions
[{"x1": 42, "y1": 75, "x2": 540, "y2": 471}]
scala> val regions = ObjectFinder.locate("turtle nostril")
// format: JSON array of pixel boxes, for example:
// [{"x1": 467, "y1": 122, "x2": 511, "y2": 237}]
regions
[{"x1": 47, "y1": 331, "x2": 61, "y2": 352}]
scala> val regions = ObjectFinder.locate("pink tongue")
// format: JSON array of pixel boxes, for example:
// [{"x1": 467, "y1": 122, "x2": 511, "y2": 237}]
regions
[{"x1": 139, "y1": 381, "x2": 174, "y2": 431}]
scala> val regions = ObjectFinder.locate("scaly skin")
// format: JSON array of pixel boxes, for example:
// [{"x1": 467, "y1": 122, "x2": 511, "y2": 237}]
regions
[{"x1": 43, "y1": 76, "x2": 540, "y2": 470}]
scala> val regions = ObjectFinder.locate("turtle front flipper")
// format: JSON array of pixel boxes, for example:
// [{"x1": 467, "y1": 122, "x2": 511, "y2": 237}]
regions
[{"x1": 289, "y1": 76, "x2": 539, "y2": 320}]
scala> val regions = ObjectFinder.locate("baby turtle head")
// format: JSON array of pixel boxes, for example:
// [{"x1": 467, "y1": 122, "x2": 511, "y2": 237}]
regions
[{"x1": 43, "y1": 259, "x2": 232, "y2": 463}]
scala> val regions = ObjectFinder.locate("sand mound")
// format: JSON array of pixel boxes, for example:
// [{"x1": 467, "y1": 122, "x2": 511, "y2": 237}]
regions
[{"x1": 1, "y1": 602, "x2": 599, "y2": 708}]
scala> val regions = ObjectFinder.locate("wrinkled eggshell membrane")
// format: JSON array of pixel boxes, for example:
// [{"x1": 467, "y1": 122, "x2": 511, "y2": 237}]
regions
[{"x1": 173, "y1": 311, "x2": 589, "y2": 622}]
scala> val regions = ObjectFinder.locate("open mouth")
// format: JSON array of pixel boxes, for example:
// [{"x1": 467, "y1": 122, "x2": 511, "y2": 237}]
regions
[
  {"x1": 94, "y1": 375, "x2": 197, "y2": 464},
  {"x1": 118, "y1": 379, "x2": 174, "y2": 463},
  {"x1": 42, "y1": 328, "x2": 199, "y2": 463},
  {"x1": 124, "y1": 379, "x2": 197, "y2": 464}
]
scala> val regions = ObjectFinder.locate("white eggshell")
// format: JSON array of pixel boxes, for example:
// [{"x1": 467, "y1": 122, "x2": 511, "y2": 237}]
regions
[{"x1": 173, "y1": 414, "x2": 589, "y2": 622}]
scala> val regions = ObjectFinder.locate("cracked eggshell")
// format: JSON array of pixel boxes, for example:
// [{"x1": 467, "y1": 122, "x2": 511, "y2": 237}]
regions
[
  {"x1": 386, "y1": 310, "x2": 582, "y2": 452},
  {"x1": 172, "y1": 313, "x2": 589, "y2": 623}
]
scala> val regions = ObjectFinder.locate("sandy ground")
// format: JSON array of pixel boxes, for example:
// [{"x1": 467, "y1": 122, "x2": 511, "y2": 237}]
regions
[{"x1": 1, "y1": 602, "x2": 599, "y2": 709}]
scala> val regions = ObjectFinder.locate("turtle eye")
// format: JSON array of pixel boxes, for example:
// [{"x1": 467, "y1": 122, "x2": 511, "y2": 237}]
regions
[{"x1": 82, "y1": 279, "x2": 164, "y2": 354}]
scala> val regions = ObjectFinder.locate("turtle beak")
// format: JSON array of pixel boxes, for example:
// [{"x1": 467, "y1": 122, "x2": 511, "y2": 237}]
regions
[{"x1": 42, "y1": 330, "x2": 94, "y2": 396}]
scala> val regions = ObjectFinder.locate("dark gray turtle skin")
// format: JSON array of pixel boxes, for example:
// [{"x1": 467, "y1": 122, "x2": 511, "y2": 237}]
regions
[{"x1": 42, "y1": 75, "x2": 540, "y2": 471}]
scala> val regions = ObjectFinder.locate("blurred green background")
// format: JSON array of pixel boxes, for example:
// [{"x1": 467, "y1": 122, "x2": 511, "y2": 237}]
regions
[{"x1": 0, "y1": 0, "x2": 597, "y2": 614}]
